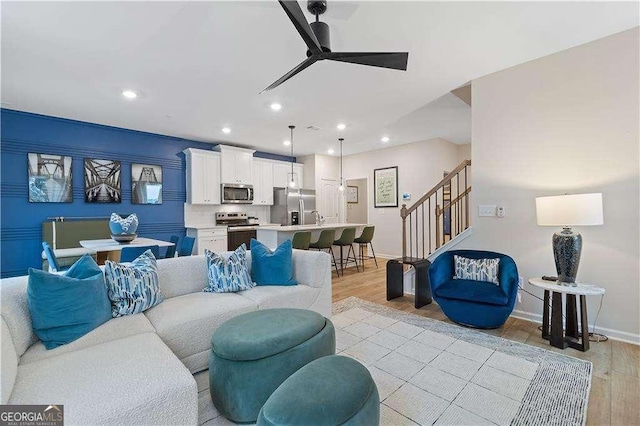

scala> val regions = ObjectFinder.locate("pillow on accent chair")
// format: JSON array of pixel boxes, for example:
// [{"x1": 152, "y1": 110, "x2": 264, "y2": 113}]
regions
[
  {"x1": 454, "y1": 255, "x2": 500, "y2": 285},
  {"x1": 104, "y1": 249, "x2": 163, "y2": 317},
  {"x1": 27, "y1": 254, "x2": 112, "y2": 350},
  {"x1": 204, "y1": 244, "x2": 255, "y2": 293},
  {"x1": 250, "y1": 239, "x2": 297, "y2": 286}
]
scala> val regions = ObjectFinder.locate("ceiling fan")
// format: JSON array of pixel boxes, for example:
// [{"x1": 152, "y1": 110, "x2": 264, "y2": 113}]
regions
[{"x1": 261, "y1": 0, "x2": 409, "y2": 93}]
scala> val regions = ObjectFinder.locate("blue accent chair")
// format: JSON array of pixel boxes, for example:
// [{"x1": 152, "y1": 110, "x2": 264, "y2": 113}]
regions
[
  {"x1": 428, "y1": 250, "x2": 519, "y2": 329},
  {"x1": 164, "y1": 235, "x2": 180, "y2": 259},
  {"x1": 120, "y1": 245, "x2": 160, "y2": 262},
  {"x1": 42, "y1": 242, "x2": 70, "y2": 272},
  {"x1": 178, "y1": 236, "x2": 195, "y2": 257}
]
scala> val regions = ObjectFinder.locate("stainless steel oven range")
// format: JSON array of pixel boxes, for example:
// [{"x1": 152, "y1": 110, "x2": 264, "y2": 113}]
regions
[{"x1": 215, "y1": 212, "x2": 258, "y2": 251}]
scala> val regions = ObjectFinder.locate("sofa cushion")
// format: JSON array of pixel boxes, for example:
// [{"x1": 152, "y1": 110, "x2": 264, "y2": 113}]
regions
[
  {"x1": 144, "y1": 292, "x2": 256, "y2": 361},
  {"x1": 250, "y1": 239, "x2": 297, "y2": 286},
  {"x1": 105, "y1": 250, "x2": 163, "y2": 317},
  {"x1": 238, "y1": 285, "x2": 320, "y2": 311},
  {"x1": 204, "y1": 245, "x2": 255, "y2": 293},
  {"x1": 156, "y1": 255, "x2": 209, "y2": 299},
  {"x1": 9, "y1": 333, "x2": 197, "y2": 426},
  {"x1": 1, "y1": 317, "x2": 17, "y2": 404},
  {"x1": 20, "y1": 313, "x2": 155, "y2": 365},
  {"x1": 0, "y1": 277, "x2": 37, "y2": 357},
  {"x1": 435, "y1": 279, "x2": 509, "y2": 306},
  {"x1": 27, "y1": 255, "x2": 112, "y2": 349}
]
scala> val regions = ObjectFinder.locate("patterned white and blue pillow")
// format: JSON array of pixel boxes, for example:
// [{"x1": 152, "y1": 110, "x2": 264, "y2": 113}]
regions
[
  {"x1": 204, "y1": 244, "x2": 255, "y2": 293},
  {"x1": 453, "y1": 255, "x2": 500, "y2": 285},
  {"x1": 104, "y1": 249, "x2": 163, "y2": 317}
]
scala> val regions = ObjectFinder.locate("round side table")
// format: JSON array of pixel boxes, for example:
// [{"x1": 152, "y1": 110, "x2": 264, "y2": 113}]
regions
[{"x1": 528, "y1": 278, "x2": 605, "y2": 352}]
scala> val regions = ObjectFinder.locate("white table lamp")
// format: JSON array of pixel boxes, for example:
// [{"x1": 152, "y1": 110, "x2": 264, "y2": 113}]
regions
[{"x1": 536, "y1": 193, "x2": 603, "y2": 284}]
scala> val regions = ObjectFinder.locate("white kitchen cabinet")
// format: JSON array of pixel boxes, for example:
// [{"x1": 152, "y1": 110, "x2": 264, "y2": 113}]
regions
[
  {"x1": 184, "y1": 149, "x2": 220, "y2": 205},
  {"x1": 273, "y1": 161, "x2": 305, "y2": 189},
  {"x1": 215, "y1": 145, "x2": 255, "y2": 185},
  {"x1": 252, "y1": 160, "x2": 274, "y2": 205},
  {"x1": 187, "y1": 227, "x2": 228, "y2": 254}
]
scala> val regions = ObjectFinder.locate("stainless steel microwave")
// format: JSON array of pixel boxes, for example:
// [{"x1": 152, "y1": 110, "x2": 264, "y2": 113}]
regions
[{"x1": 221, "y1": 183, "x2": 254, "y2": 204}]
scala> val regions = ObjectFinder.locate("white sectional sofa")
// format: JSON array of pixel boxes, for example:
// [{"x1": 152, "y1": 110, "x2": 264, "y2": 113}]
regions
[{"x1": 0, "y1": 250, "x2": 332, "y2": 425}]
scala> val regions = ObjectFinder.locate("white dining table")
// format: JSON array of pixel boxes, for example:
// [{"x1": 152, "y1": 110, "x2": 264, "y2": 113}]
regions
[{"x1": 79, "y1": 237, "x2": 175, "y2": 263}]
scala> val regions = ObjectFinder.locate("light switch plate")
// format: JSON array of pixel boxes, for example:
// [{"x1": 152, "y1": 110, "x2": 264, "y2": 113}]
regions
[{"x1": 478, "y1": 205, "x2": 496, "y2": 217}]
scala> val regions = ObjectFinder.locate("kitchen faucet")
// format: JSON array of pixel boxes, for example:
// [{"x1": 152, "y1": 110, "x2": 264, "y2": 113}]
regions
[{"x1": 311, "y1": 210, "x2": 324, "y2": 226}]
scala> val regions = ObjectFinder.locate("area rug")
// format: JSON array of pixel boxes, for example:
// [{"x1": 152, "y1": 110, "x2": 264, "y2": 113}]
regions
[{"x1": 196, "y1": 297, "x2": 592, "y2": 425}]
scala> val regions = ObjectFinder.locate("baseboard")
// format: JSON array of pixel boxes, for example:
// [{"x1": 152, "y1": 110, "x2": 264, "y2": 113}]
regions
[{"x1": 510, "y1": 309, "x2": 640, "y2": 346}]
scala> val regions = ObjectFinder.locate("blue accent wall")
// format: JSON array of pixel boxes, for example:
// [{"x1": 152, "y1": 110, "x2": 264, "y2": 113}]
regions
[{"x1": 1, "y1": 109, "x2": 294, "y2": 278}]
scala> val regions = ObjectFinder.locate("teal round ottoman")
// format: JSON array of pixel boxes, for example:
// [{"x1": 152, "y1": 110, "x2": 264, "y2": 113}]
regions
[
  {"x1": 257, "y1": 355, "x2": 380, "y2": 426},
  {"x1": 209, "y1": 309, "x2": 335, "y2": 423}
]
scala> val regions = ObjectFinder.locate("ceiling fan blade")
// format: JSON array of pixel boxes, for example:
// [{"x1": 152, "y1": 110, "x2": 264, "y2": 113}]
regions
[
  {"x1": 325, "y1": 52, "x2": 408, "y2": 71},
  {"x1": 278, "y1": 1, "x2": 322, "y2": 55},
  {"x1": 260, "y1": 56, "x2": 318, "y2": 93}
]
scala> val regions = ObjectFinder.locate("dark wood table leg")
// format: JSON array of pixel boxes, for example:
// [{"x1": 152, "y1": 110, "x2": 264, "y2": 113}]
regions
[
  {"x1": 565, "y1": 294, "x2": 579, "y2": 339},
  {"x1": 413, "y1": 260, "x2": 432, "y2": 309},
  {"x1": 567, "y1": 295, "x2": 590, "y2": 351},
  {"x1": 550, "y1": 291, "x2": 568, "y2": 349},
  {"x1": 580, "y1": 295, "x2": 590, "y2": 351},
  {"x1": 542, "y1": 290, "x2": 550, "y2": 340},
  {"x1": 386, "y1": 260, "x2": 404, "y2": 301}
]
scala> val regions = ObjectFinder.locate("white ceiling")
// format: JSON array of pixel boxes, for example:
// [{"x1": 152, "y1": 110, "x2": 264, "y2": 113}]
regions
[{"x1": 1, "y1": 1, "x2": 638, "y2": 156}]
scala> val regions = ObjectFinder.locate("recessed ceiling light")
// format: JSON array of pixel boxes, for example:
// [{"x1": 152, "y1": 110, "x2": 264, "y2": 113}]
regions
[
  {"x1": 381, "y1": 136, "x2": 390, "y2": 143},
  {"x1": 270, "y1": 103, "x2": 282, "y2": 111},
  {"x1": 222, "y1": 127, "x2": 231, "y2": 134},
  {"x1": 336, "y1": 123, "x2": 346, "y2": 130},
  {"x1": 122, "y1": 90, "x2": 137, "y2": 99},
  {"x1": 327, "y1": 149, "x2": 335, "y2": 154},
  {"x1": 283, "y1": 140, "x2": 291, "y2": 146}
]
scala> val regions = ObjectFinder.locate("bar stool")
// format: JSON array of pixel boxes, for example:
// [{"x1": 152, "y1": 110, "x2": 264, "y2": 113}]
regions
[
  {"x1": 332, "y1": 228, "x2": 359, "y2": 276},
  {"x1": 354, "y1": 226, "x2": 378, "y2": 270},
  {"x1": 309, "y1": 229, "x2": 340, "y2": 276},
  {"x1": 291, "y1": 232, "x2": 312, "y2": 250}
]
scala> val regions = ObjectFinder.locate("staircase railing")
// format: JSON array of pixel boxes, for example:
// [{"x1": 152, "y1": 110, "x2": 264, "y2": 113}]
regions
[{"x1": 400, "y1": 160, "x2": 471, "y2": 259}]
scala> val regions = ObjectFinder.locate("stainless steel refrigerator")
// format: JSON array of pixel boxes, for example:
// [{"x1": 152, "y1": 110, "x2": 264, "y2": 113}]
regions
[{"x1": 271, "y1": 188, "x2": 316, "y2": 226}]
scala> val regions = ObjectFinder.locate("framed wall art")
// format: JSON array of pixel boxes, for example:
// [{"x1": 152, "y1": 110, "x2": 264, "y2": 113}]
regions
[
  {"x1": 346, "y1": 185, "x2": 358, "y2": 203},
  {"x1": 132, "y1": 163, "x2": 162, "y2": 204},
  {"x1": 28, "y1": 153, "x2": 73, "y2": 203},
  {"x1": 84, "y1": 158, "x2": 121, "y2": 203},
  {"x1": 374, "y1": 166, "x2": 398, "y2": 208}
]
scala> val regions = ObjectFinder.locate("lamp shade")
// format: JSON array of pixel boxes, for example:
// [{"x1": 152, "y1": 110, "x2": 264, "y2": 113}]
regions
[{"x1": 536, "y1": 193, "x2": 603, "y2": 227}]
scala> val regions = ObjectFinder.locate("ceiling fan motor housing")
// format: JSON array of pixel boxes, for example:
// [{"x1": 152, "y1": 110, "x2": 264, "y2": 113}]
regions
[{"x1": 306, "y1": 21, "x2": 331, "y2": 57}]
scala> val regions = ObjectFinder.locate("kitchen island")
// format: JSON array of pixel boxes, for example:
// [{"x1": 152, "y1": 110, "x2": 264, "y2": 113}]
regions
[{"x1": 256, "y1": 223, "x2": 369, "y2": 249}]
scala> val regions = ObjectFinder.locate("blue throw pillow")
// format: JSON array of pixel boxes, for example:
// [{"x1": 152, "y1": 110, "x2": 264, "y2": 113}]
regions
[
  {"x1": 104, "y1": 249, "x2": 163, "y2": 317},
  {"x1": 204, "y1": 244, "x2": 255, "y2": 293},
  {"x1": 250, "y1": 239, "x2": 297, "y2": 286},
  {"x1": 27, "y1": 254, "x2": 111, "y2": 350}
]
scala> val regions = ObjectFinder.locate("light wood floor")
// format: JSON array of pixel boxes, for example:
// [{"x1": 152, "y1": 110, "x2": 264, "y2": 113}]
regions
[{"x1": 332, "y1": 259, "x2": 640, "y2": 426}]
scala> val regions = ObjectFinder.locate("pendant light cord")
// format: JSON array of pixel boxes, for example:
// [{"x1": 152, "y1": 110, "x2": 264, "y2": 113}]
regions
[
  {"x1": 289, "y1": 125, "x2": 295, "y2": 184},
  {"x1": 339, "y1": 138, "x2": 344, "y2": 186}
]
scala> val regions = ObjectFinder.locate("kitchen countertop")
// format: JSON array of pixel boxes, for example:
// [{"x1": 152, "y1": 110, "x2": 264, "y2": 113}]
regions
[
  {"x1": 185, "y1": 224, "x2": 228, "y2": 229},
  {"x1": 258, "y1": 223, "x2": 369, "y2": 232}
]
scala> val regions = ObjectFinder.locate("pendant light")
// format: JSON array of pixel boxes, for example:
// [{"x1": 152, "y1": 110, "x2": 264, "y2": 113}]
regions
[
  {"x1": 338, "y1": 137, "x2": 345, "y2": 191},
  {"x1": 287, "y1": 125, "x2": 297, "y2": 188}
]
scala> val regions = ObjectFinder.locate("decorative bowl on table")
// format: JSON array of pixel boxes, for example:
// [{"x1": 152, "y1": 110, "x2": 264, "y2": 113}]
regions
[{"x1": 110, "y1": 213, "x2": 139, "y2": 244}]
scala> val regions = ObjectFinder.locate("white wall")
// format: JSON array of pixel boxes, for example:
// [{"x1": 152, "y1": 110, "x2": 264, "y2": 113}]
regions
[
  {"x1": 342, "y1": 138, "x2": 462, "y2": 258},
  {"x1": 457, "y1": 144, "x2": 471, "y2": 163},
  {"x1": 460, "y1": 28, "x2": 639, "y2": 342}
]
